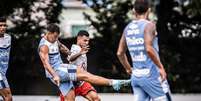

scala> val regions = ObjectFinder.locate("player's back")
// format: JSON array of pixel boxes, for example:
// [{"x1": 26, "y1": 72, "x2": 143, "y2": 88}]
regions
[
  {"x1": 124, "y1": 19, "x2": 159, "y2": 76},
  {"x1": 0, "y1": 34, "x2": 11, "y2": 75}
]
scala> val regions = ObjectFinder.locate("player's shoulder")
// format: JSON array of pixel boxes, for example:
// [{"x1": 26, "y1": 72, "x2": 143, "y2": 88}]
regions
[
  {"x1": 4, "y1": 33, "x2": 11, "y2": 39},
  {"x1": 144, "y1": 20, "x2": 156, "y2": 29},
  {"x1": 40, "y1": 38, "x2": 50, "y2": 45},
  {"x1": 71, "y1": 44, "x2": 81, "y2": 50},
  {"x1": 39, "y1": 38, "x2": 51, "y2": 49},
  {"x1": 124, "y1": 20, "x2": 136, "y2": 32},
  {"x1": 39, "y1": 38, "x2": 45, "y2": 44},
  {"x1": 127, "y1": 20, "x2": 136, "y2": 27},
  {"x1": 145, "y1": 20, "x2": 155, "y2": 26}
]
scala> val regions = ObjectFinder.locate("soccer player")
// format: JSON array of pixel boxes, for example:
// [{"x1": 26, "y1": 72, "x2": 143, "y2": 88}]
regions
[
  {"x1": 68, "y1": 30, "x2": 100, "y2": 101},
  {"x1": 38, "y1": 24, "x2": 130, "y2": 101},
  {"x1": 117, "y1": 0, "x2": 172, "y2": 101},
  {"x1": 0, "y1": 17, "x2": 12, "y2": 101}
]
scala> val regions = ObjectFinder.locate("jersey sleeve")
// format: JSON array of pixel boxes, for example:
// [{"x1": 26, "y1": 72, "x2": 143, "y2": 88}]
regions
[{"x1": 67, "y1": 44, "x2": 81, "y2": 61}]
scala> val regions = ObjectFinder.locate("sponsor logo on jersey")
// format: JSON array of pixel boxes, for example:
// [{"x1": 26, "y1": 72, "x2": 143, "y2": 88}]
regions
[
  {"x1": 126, "y1": 37, "x2": 144, "y2": 45},
  {"x1": 131, "y1": 52, "x2": 147, "y2": 61}
]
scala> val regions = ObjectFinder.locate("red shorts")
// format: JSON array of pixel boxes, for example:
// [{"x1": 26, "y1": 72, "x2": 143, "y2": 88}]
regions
[{"x1": 74, "y1": 82, "x2": 96, "y2": 96}]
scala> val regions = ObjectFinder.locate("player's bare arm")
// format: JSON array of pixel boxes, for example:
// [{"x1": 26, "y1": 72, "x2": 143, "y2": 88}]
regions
[
  {"x1": 58, "y1": 40, "x2": 71, "y2": 55},
  {"x1": 117, "y1": 33, "x2": 132, "y2": 75},
  {"x1": 39, "y1": 45, "x2": 60, "y2": 86},
  {"x1": 144, "y1": 22, "x2": 167, "y2": 81}
]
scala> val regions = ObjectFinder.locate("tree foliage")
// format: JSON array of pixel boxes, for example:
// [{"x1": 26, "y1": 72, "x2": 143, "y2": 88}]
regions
[
  {"x1": 81, "y1": 0, "x2": 134, "y2": 93},
  {"x1": 83, "y1": 0, "x2": 133, "y2": 74},
  {"x1": 1, "y1": 0, "x2": 62, "y2": 94},
  {"x1": 156, "y1": 0, "x2": 201, "y2": 93}
]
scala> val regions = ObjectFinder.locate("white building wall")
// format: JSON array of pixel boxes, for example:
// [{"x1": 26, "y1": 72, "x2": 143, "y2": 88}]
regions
[{"x1": 59, "y1": 0, "x2": 96, "y2": 38}]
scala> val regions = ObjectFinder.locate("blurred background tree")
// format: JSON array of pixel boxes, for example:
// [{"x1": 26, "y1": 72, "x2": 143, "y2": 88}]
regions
[
  {"x1": 1, "y1": 0, "x2": 62, "y2": 94},
  {"x1": 156, "y1": 0, "x2": 201, "y2": 93},
  {"x1": 82, "y1": 0, "x2": 133, "y2": 93}
]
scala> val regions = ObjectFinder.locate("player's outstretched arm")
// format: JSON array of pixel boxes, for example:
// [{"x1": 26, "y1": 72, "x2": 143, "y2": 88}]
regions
[{"x1": 58, "y1": 40, "x2": 71, "y2": 55}]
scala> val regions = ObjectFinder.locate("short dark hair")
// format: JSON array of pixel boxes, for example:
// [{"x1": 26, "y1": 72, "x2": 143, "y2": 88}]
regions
[
  {"x1": 47, "y1": 23, "x2": 60, "y2": 34},
  {"x1": 0, "y1": 16, "x2": 6, "y2": 22},
  {"x1": 77, "y1": 30, "x2": 89, "y2": 37},
  {"x1": 134, "y1": 0, "x2": 149, "y2": 15}
]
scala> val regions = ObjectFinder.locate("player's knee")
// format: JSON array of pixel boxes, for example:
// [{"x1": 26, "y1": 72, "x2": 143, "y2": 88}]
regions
[
  {"x1": 7, "y1": 95, "x2": 12, "y2": 101},
  {"x1": 65, "y1": 98, "x2": 73, "y2": 101},
  {"x1": 64, "y1": 96, "x2": 74, "y2": 101},
  {"x1": 2, "y1": 90, "x2": 12, "y2": 101},
  {"x1": 89, "y1": 92, "x2": 101, "y2": 101},
  {"x1": 4, "y1": 95, "x2": 12, "y2": 101},
  {"x1": 92, "y1": 95, "x2": 101, "y2": 101}
]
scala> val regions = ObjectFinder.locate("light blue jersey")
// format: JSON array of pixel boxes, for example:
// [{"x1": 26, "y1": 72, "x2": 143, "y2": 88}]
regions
[
  {"x1": 0, "y1": 34, "x2": 11, "y2": 75},
  {"x1": 124, "y1": 19, "x2": 171, "y2": 101},
  {"x1": 124, "y1": 19, "x2": 160, "y2": 78},
  {"x1": 0, "y1": 33, "x2": 11, "y2": 89},
  {"x1": 38, "y1": 37, "x2": 77, "y2": 96},
  {"x1": 38, "y1": 38, "x2": 63, "y2": 78}
]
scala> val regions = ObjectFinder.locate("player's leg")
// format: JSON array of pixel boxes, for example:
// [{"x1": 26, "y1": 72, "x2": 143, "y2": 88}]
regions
[
  {"x1": 0, "y1": 75, "x2": 12, "y2": 101},
  {"x1": 76, "y1": 66, "x2": 130, "y2": 90},
  {"x1": 161, "y1": 80, "x2": 172, "y2": 101},
  {"x1": 63, "y1": 89, "x2": 75, "y2": 101},
  {"x1": 132, "y1": 86, "x2": 150, "y2": 101},
  {"x1": 60, "y1": 64, "x2": 130, "y2": 91},
  {"x1": 56, "y1": 83, "x2": 75, "y2": 101},
  {"x1": 53, "y1": 64, "x2": 76, "y2": 101},
  {"x1": 85, "y1": 91, "x2": 100, "y2": 101},
  {"x1": 53, "y1": 82, "x2": 75, "y2": 101},
  {"x1": 165, "y1": 91, "x2": 172, "y2": 101},
  {"x1": 0, "y1": 88, "x2": 12, "y2": 101},
  {"x1": 142, "y1": 76, "x2": 171, "y2": 101},
  {"x1": 131, "y1": 78, "x2": 150, "y2": 101},
  {"x1": 76, "y1": 67, "x2": 111, "y2": 85},
  {"x1": 76, "y1": 82, "x2": 100, "y2": 101}
]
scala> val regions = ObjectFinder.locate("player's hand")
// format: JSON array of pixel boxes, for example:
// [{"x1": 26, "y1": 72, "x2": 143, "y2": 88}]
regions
[
  {"x1": 80, "y1": 45, "x2": 90, "y2": 54},
  {"x1": 53, "y1": 74, "x2": 60, "y2": 86},
  {"x1": 159, "y1": 67, "x2": 167, "y2": 82},
  {"x1": 126, "y1": 68, "x2": 132, "y2": 75},
  {"x1": 66, "y1": 49, "x2": 71, "y2": 55}
]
